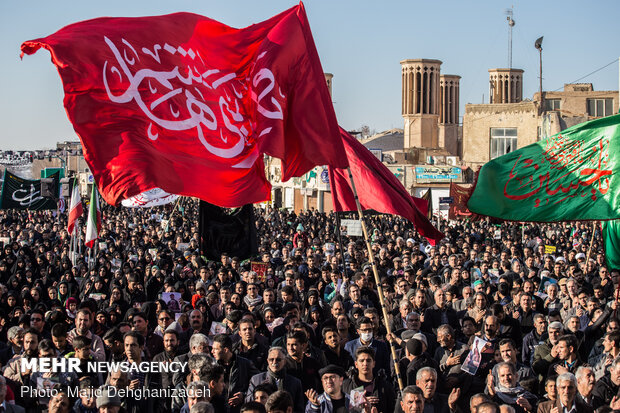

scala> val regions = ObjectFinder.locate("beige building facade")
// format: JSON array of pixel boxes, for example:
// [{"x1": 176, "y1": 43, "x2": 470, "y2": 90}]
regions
[
  {"x1": 463, "y1": 74, "x2": 618, "y2": 169},
  {"x1": 462, "y1": 101, "x2": 538, "y2": 168}
]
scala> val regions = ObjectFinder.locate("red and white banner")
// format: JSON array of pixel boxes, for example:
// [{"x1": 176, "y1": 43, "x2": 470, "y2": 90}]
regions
[
  {"x1": 21, "y1": 4, "x2": 347, "y2": 207},
  {"x1": 67, "y1": 183, "x2": 83, "y2": 235},
  {"x1": 85, "y1": 184, "x2": 101, "y2": 248},
  {"x1": 121, "y1": 188, "x2": 178, "y2": 208}
]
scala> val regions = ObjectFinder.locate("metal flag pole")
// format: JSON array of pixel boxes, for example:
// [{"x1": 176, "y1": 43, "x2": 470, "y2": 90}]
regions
[
  {"x1": 94, "y1": 239, "x2": 98, "y2": 270},
  {"x1": 88, "y1": 243, "x2": 92, "y2": 271},
  {"x1": 70, "y1": 229, "x2": 76, "y2": 267},
  {"x1": 345, "y1": 167, "x2": 405, "y2": 393},
  {"x1": 334, "y1": 211, "x2": 347, "y2": 277},
  {"x1": 78, "y1": 223, "x2": 82, "y2": 259},
  {"x1": 586, "y1": 221, "x2": 597, "y2": 265}
]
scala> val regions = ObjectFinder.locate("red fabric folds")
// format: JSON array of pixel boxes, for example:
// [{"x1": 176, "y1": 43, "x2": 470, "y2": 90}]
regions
[
  {"x1": 21, "y1": 3, "x2": 346, "y2": 207},
  {"x1": 329, "y1": 128, "x2": 444, "y2": 245}
]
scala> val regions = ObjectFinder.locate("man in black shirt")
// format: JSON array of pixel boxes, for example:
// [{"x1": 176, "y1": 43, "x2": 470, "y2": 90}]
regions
[{"x1": 320, "y1": 326, "x2": 354, "y2": 371}]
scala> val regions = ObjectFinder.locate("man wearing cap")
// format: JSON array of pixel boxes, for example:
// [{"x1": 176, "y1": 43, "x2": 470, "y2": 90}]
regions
[
  {"x1": 532, "y1": 321, "x2": 564, "y2": 383},
  {"x1": 403, "y1": 338, "x2": 440, "y2": 387},
  {"x1": 96, "y1": 386, "x2": 122, "y2": 413},
  {"x1": 304, "y1": 365, "x2": 349, "y2": 413}
]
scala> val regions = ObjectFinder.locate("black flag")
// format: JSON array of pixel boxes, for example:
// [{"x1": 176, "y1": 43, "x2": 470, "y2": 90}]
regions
[
  {"x1": 421, "y1": 189, "x2": 433, "y2": 220},
  {"x1": 0, "y1": 170, "x2": 59, "y2": 210},
  {"x1": 198, "y1": 201, "x2": 258, "y2": 261}
]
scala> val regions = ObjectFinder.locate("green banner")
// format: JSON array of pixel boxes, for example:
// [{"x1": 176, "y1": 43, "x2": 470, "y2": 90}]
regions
[
  {"x1": 603, "y1": 220, "x2": 620, "y2": 270},
  {"x1": 0, "y1": 170, "x2": 59, "y2": 210},
  {"x1": 468, "y1": 114, "x2": 620, "y2": 222}
]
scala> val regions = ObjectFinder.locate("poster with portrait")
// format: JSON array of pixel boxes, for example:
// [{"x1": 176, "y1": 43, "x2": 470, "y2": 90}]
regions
[
  {"x1": 461, "y1": 337, "x2": 492, "y2": 375},
  {"x1": 539, "y1": 276, "x2": 557, "y2": 292},
  {"x1": 349, "y1": 386, "x2": 366, "y2": 410},
  {"x1": 207, "y1": 321, "x2": 228, "y2": 346},
  {"x1": 162, "y1": 292, "x2": 182, "y2": 313},
  {"x1": 36, "y1": 376, "x2": 59, "y2": 406}
]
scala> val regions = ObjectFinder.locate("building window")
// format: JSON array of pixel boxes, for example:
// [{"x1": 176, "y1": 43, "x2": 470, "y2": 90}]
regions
[
  {"x1": 544, "y1": 99, "x2": 561, "y2": 111},
  {"x1": 587, "y1": 98, "x2": 613, "y2": 117},
  {"x1": 490, "y1": 128, "x2": 517, "y2": 159}
]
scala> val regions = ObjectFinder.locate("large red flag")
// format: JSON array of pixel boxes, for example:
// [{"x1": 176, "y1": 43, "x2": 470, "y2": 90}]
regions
[
  {"x1": 329, "y1": 128, "x2": 444, "y2": 245},
  {"x1": 21, "y1": 4, "x2": 346, "y2": 207}
]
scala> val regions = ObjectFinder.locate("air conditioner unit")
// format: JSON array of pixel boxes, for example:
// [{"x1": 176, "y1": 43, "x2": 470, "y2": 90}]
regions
[{"x1": 446, "y1": 156, "x2": 458, "y2": 166}]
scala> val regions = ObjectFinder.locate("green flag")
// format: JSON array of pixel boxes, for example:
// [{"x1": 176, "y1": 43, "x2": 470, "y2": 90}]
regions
[
  {"x1": 603, "y1": 220, "x2": 620, "y2": 270},
  {"x1": 468, "y1": 114, "x2": 620, "y2": 221}
]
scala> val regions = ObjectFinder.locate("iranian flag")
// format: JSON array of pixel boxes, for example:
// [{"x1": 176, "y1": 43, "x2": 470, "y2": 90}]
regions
[
  {"x1": 67, "y1": 180, "x2": 83, "y2": 235},
  {"x1": 85, "y1": 185, "x2": 101, "y2": 248}
]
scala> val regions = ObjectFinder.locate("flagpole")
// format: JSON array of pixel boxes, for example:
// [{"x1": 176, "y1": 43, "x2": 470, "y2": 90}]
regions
[
  {"x1": 614, "y1": 274, "x2": 620, "y2": 319},
  {"x1": 90, "y1": 243, "x2": 94, "y2": 271},
  {"x1": 334, "y1": 211, "x2": 347, "y2": 277},
  {"x1": 78, "y1": 223, "x2": 82, "y2": 260},
  {"x1": 586, "y1": 221, "x2": 597, "y2": 265},
  {"x1": 94, "y1": 239, "x2": 98, "y2": 270},
  {"x1": 345, "y1": 167, "x2": 405, "y2": 393},
  {"x1": 70, "y1": 229, "x2": 75, "y2": 267}
]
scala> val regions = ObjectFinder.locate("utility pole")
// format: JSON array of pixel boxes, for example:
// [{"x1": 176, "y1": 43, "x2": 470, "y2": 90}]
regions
[
  {"x1": 535, "y1": 36, "x2": 544, "y2": 112},
  {"x1": 506, "y1": 8, "x2": 515, "y2": 69}
]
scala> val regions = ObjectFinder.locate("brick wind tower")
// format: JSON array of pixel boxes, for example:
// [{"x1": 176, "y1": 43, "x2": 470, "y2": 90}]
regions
[{"x1": 401, "y1": 59, "x2": 441, "y2": 149}]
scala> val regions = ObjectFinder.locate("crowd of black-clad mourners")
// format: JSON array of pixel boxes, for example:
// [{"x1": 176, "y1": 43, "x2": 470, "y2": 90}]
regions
[{"x1": 0, "y1": 199, "x2": 618, "y2": 413}]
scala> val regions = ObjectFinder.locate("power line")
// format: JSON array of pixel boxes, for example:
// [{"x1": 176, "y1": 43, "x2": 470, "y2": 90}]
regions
[
  {"x1": 462, "y1": 58, "x2": 619, "y2": 125},
  {"x1": 551, "y1": 58, "x2": 618, "y2": 91}
]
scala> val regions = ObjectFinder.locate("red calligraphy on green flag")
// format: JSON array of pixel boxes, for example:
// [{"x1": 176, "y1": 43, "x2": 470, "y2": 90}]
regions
[{"x1": 467, "y1": 114, "x2": 620, "y2": 222}]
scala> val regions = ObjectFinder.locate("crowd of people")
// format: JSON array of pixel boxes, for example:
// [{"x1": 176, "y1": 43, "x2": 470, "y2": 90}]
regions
[{"x1": 0, "y1": 198, "x2": 617, "y2": 413}]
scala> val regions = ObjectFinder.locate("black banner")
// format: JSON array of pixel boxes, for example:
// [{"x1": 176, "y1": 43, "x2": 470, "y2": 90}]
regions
[
  {"x1": 199, "y1": 201, "x2": 258, "y2": 261},
  {"x1": 421, "y1": 189, "x2": 433, "y2": 220},
  {"x1": 0, "y1": 170, "x2": 59, "y2": 210}
]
